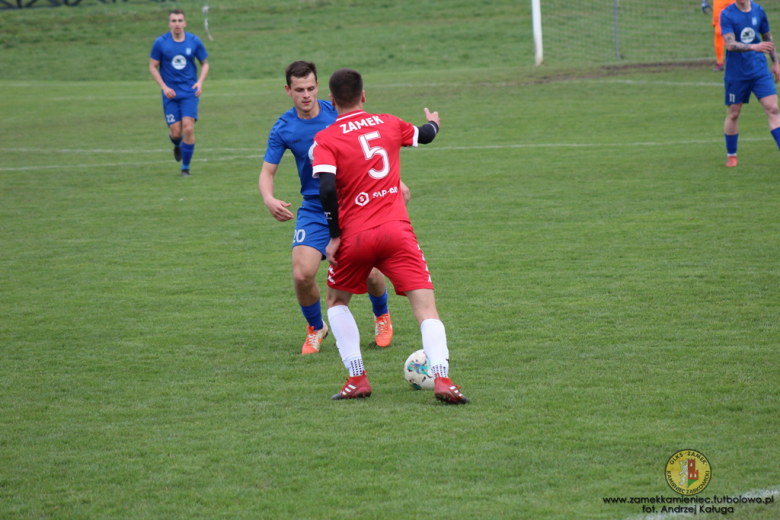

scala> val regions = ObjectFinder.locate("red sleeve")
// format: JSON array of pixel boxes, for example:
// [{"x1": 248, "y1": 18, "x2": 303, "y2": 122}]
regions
[
  {"x1": 396, "y1": 116, "x2": 419, "y2": 148},
  {"x1": 312, "y1": 134, "x2": 337, "y2": 179}
]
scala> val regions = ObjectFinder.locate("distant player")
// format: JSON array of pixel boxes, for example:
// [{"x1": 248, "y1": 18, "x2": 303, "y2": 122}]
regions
[
  {"x1": 313, "y1": 68, "x2": 469, "y2": 404},
  {"x1": 720, "y1": 0, "x2": 780, "y2": 166},
  {"x1": 259, "y1": 61, "x2": 404, "y2": 355},
  {"x1": 149, "y1": 9, "x2": 209, "y2": 177},
  {"x1": 711, "y1": 0, "x2": 735, "y2": 72}
]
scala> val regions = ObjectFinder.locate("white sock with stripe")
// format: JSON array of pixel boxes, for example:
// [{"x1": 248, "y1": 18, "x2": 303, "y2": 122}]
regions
[
  {"x1": 421, "y1": 318, "x2": 449, "y2": 378},
  {"x1": 327, "y1": 305, "x2": 364, "y2": 376}
]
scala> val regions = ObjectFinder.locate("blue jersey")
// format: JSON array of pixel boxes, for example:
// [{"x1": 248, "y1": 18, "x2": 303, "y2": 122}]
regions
[
  {"x1": 150, "y1": 32, "x2": 208, "y2": 98},
  {"x1": 264, "y1": 100, "x2": 337, "y2": 199},
  {"x1": 721, "y1": 2, "x2": 771, "y2": 81}
]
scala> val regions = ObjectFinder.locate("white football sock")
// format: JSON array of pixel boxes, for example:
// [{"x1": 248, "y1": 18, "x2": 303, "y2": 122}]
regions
[
  {"x1": 421, "y1": 318, "x2": 449, "y2": 378},
  {"x1": 327, "y1": 305, "x2": 364, "y2": 376}
]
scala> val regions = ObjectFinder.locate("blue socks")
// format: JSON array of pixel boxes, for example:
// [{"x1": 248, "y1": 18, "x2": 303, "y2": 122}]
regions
[
  {"x1": 771, "y1": 127, "x2": 780, "y2": 151},
  {"x1": 301, "y1": 301, "x2": 324, "y2": 331},
  {"x1": 369, "y1": 288, "x2": 389, "y2": 317},
  {"x1": 725, "y1": 133, "x2": 738, "y2": 155},
  {"x1": 181, "y1": 142, "x2": 195, "y2": 170},
  {"x1": 169, "y1": 134, "x2": 182, "y2": 149}
]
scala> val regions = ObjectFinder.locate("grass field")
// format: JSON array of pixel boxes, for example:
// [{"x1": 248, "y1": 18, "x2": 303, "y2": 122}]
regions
[{"x1": 2, "y1": 1, "x2": 780, "y2": 519}]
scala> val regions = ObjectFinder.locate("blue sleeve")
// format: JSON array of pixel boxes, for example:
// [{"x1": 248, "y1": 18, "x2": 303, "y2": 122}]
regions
[
  {"x1": 150, "y1": 37, "x2": 163, "y2": 60},
  {"x1": 760, "y1": 10, "x2": 770, "y2": 35},
  {"x1": 194, "y1": 36, "x2": 209, "y2": 61},
  {"x1": 264, "y1": 122, "x2": 287, "y2": 164},
  {"x1": 720, "y1": 10, "x2": 734, "y2": 36}
]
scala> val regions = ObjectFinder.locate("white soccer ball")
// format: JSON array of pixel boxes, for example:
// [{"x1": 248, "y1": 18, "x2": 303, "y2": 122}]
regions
[{"x1": 403, "y1": 349, "x2": 435, "y2": 390}]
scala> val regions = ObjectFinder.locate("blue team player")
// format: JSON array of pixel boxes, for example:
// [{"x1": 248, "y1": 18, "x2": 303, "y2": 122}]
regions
[
  {"x1": 258, "y1": 61, "x2": 409, "y2": 354},
  {"x1": 149, "y1": 9, "x2": 210, "y2": 177},
  {"x1": 720, "y1": 0, "x2": 780, "y2": 167}
]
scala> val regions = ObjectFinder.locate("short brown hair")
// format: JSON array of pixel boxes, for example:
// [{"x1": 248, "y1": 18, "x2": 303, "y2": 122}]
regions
[
  {"x1": 285, "y1": 61, "x2": 318, "y2": 87},
  {"x1": 169, "y1": 9, "x2": 185, "y2": 18},
  {"x1": 329, "y1": 69, "x2": 363, "y2": 107}
]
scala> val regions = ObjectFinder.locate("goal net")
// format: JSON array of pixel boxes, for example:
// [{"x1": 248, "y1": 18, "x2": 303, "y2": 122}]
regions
[{"x1": 536, "y1": 0, "x2": 725, "y2": 65}]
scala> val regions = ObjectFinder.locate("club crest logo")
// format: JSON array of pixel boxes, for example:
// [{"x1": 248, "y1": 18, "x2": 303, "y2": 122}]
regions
[
  {"x1": 666, "y1": 450, "x2": 711, "y2": 495},
  {"x1": 172, "y1": 55, "x2": 187, "y2": 70},
  {"x1": 753, "y1": 17, "x2": 758, "y2": 26},
  {"x1": 741, "y1": 27, "x2": 756, "y2": 44},
  {"x1": 355, "y1": 192, "x2": 370, "y2": 206},
  {"x1": 186, "y1": 47, "x2": 192, "y2": 55}
]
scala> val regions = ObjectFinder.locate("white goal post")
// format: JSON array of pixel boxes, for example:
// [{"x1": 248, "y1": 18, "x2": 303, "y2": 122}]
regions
[{"x1": 532, "y1": 0, "x2": 717, "y2": 66}]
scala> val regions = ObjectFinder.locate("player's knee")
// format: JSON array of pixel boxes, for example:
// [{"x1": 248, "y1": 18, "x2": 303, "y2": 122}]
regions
[
  {"x1": 366, "y1": 268, "x2": 386, "y2": 291},
  {"x1": 292, "y1": 267, "x2": 316, "y2": 288}
]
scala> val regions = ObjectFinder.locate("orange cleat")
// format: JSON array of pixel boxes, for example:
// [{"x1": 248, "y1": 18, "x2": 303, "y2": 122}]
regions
[
  {"x1": 374, "y1": 313, "x2": 393, "y2": 347},
  {"x1": 302, "y1": 322, "x2": 328, "y2": 355},
  {"x1": 434, "y1": 377, "x2": 469, "y2": 404},
  {"x1": 331, "y1": 372, "x2": 372, "y2": 400},
  {"x1": 726, "y1": 155, "x2": 738, "y2": 167}
]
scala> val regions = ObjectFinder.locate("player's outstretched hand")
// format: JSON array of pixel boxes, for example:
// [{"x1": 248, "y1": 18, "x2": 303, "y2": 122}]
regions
[
  {"x1": 424, "y1": 107, "x2": 441, "y2": 129},
  {"x1": 163, "y1": 87, "x2": 176, "y2": 99},
  {"x1": 326, "y1": 237, "x2": 341, "y2": 267},
  {"x1": 753, "y1": 41, "x2": 775, "y2": 54},
  {"x1": 265, "y1": 198, "x2": 294, "y2": 221},
  {"x1": 193, "y1": 82, "x2": 203, "y2": 97}
]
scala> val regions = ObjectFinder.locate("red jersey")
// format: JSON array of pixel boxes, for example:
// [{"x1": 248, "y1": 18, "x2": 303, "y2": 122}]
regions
[{"x1": 312, "y1": 110, "x2": 419, "y2": 239}]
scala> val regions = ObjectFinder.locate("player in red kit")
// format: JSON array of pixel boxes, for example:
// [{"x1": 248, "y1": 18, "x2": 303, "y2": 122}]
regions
[{"x1": 312, "y1": 68, "x2": 468, "y2": 404}]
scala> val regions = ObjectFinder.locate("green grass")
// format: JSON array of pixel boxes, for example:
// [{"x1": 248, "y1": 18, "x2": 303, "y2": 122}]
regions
[{"x1": 2, "y1": 1, "x2": 780, "y2": 519}]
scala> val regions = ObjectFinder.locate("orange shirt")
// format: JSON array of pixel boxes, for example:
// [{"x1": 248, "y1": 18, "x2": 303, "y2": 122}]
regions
[{"x1": 713, "y1": 0, "x2": 735, "y2": 28}]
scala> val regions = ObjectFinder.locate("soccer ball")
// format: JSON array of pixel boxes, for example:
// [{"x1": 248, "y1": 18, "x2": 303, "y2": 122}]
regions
[{"x1": 403, "y1": 349, "x2": 435, "y2": 390}]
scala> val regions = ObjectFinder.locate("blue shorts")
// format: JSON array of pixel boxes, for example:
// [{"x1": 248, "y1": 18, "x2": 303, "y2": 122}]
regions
[
  {"x1": 162, "y1": 93, "x2": 199, "y2": 126},
  {"x1": 292, "y1": 197, "x2": 329, "y2": 259},
  {"x1": 725, "y1": 73, "x2": 777, "y2": 105}
]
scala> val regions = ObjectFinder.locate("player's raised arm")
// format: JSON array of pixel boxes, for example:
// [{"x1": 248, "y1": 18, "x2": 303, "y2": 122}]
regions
[
  {"x1": 259, "y1": 161, "x2": 294, "y2": 221},
  {"x1": 416, "y1": 108, "x2": 441, "y2": 145}
]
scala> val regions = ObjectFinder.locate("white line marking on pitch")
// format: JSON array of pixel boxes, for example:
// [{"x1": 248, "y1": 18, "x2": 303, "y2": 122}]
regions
[{"x1": 0, "y1": 138, "x2": 772, "y2": 172}]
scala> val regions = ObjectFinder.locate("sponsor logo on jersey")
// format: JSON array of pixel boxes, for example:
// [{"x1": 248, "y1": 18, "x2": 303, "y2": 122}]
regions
[
  {"x1": 372, "y1": 186, "x2": 398, "y2": 200},
  {"x1": 665, "y1": 450, "x2": 711, "y2": 496},
  {"x1": 172, "y1": 55, "x2": 187, "y2": 70},
  {"x1": 340, "y1": 116, "x2": 385, "y2": 134},
  {"x1": 355, "y1": 192, "x2": 370, "y2": 206},
  {"x1": 308, "y1": 143, "x2": 317, "y2": 161},
  {"x1": 740, "y1": 27, "x2": 756, "y2": 44}
]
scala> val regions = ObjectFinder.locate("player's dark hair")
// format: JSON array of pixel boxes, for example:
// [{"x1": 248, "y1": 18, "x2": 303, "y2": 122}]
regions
[
  {"x1": 169, "y1": 9, "x2": 185, "y2": 18},
  {"x1": 285, "y1": 61, "x2": 318, "y2": 87},
  {"x1": 329, "y1": 69, "x2": 363, "y2": 107}
]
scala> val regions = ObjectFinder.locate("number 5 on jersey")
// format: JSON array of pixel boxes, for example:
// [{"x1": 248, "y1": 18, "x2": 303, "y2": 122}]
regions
[{"x1": 359, "y1": 131, "x2": 389, "y2": 179}]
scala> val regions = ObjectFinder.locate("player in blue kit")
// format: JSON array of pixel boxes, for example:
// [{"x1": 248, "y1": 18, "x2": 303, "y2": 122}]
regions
[
  {"x1": 720, "y1": 0, "x2": 780, "y2": 167},
  {"x1": 149, "y1": 9, "x2": 210, "y2": 177},
  {"x1": 259, "y1": 61, "x2": 409, "y2": 355}
]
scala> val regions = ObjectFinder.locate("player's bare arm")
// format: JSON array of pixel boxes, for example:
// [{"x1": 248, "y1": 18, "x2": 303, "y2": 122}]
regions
[
  {"x1": 761, "y1": 32, "x2": 780, "y2": 82},
  {"x1": 724, "y1": 32, "x2": 775, "y2": 53},
  {"x1": 193, "y1": 59, "x2": 209, "y2": 97},
  {"x1": 149, "y1": 58, "x2": 176, "y2": 99},
  {"x1": 400, "y1": 180, "x2": 411, "y2": 205},
  {"x1": 259, "y1": 161, "x2": 294, "y2": 221}
]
